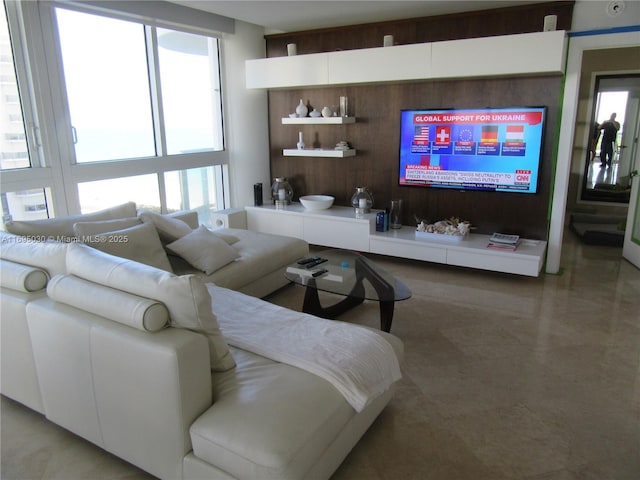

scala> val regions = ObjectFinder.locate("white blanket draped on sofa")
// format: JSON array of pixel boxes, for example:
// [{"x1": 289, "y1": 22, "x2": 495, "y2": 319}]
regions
[{"x1": 207, "y1": 284, "x2": 402, "y2": 412}]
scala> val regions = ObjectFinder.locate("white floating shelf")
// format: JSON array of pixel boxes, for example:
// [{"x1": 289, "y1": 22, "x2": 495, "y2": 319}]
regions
[
  {"x1": 281, "y1": 117, "x2": 356, "y2": 124},
  {"x1": 283, "y1": 148, "x2": 356, "y2": 157}
]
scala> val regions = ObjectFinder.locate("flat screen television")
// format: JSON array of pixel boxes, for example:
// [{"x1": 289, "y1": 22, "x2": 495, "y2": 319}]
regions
[{"x1": 398, "y1": 106, "x2": 546, "y2": 194}]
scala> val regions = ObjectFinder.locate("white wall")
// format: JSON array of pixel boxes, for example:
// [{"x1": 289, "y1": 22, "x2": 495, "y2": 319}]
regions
[{"x1": 220, "y1": 20, "x2": 270, "y2": 208}]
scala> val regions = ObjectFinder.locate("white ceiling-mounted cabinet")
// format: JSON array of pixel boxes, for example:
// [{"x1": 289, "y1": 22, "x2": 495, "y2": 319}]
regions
[
  {"x1": 430, "y1": 31, "x2": 567, "y2": 79},
  {"x1": 327, "y1": 43, "x2": 432, "y2": 84},
  {"x1": 245, "y1": 52, "x2": 329, "y2": 89},
  {"x1": 245, "y1": 31, "x2": 567, "y2": 89}
]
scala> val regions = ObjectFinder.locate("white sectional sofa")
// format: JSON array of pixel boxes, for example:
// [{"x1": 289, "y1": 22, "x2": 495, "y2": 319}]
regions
[
  {"x1": 0, "y1": 203, "x2": 403, "y2": 479},
  {"x1": 3, "y1": 201, "x2": 309, "y2": 298}
]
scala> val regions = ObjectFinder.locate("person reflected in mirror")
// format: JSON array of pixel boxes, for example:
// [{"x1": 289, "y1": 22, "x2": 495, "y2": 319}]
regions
[
  {"x1": 599, "y1": 113, "x2": 620, "y2": 167},
  {"x1": 589, "y1": 121, "x2": 600, "y2": 163}
]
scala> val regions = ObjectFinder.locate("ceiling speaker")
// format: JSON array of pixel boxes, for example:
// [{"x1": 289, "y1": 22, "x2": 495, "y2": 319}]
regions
[{"x1": 606, "y1": 1, "x2": 626, "y2": 17}]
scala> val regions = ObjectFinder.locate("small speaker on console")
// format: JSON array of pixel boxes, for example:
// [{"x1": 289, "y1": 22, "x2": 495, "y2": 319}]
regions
[
  {"x1": 254, "y1": 183, "x2": 263, "y2": 206},
  {"x1": 210, "y1": 208, "x2": 247, "y2": 230}
]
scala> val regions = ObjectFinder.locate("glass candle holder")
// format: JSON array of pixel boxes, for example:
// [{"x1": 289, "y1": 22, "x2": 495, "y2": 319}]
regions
[
  {"x1": 350, "y1": 187, "x2": 373, "y2": 215},
  {"x1": 271, "y1": 177, "x2": 293, "y2": 206}
]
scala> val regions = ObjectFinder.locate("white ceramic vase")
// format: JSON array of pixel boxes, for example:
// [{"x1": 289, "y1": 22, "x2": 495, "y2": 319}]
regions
[{"x1": 295, "y1": 99, "x2": 308, "y2": 117}]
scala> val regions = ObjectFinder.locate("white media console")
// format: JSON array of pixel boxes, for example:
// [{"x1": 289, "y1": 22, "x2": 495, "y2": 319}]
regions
[{"x1": 245, "y1": 204, "x2": 547, "y2": 277}]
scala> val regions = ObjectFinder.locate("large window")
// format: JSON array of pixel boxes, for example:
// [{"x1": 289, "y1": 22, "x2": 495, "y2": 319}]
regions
[
  {"x1": 0, "y1": 3, "x2": 30, "y2": 171},
  {"x1": 1, "y1": 1, "x2": 229, "y2": 224},
  {"x1": 157, "y1": 28, "x2": 224, "y2": 155},
  {"x1": 77, "y1": 175, "x2": 161, "y2": 214},
  {"x1": 56, "y1": 9, "x2": 156, "y2": 162},
  {"x1": 165, "y1": 166, "x2": 220, "y2": 220},
  {"x1": 1, "y1": 2, "x2": 52, "y2": 223}
]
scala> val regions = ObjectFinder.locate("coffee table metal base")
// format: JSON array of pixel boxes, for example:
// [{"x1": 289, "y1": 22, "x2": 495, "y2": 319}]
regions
[{"x1": 301, "y1": 257, "x2": 396, "y2": 332}]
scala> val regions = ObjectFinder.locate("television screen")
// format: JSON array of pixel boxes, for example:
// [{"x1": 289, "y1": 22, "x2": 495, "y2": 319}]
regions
[{"x1": 398, "y1": 106, "x2": 546, "y2": 194}]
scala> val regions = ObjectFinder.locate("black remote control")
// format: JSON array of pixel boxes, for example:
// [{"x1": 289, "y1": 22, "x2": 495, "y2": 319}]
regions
[
  {"x1": 305, "y1": 258, "x2": 327, "y2": 269},
  {"x1": 297, "y1": 256, "x2": 321, "y2": 265},
  {"x1": 311, "y1": 268, "x2": 328, "y2": 277}
]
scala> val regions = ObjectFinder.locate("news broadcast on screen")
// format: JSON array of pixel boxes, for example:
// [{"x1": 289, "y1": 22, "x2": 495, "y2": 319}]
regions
[{"x1": 398, "y1": 106, "x2": 547, "y2": 194}]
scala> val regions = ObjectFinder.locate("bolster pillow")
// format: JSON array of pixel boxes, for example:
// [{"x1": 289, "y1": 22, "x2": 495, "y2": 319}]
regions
[
  {"x1": 0, "y1": 259, "x2": 49, "y2": 292},
  {"x1": 47, "y1": 274, "x2": 169, "y2": 332}
]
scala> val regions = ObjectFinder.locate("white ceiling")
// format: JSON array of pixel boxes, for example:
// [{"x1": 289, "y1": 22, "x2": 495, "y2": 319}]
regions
[{"x1": 169, "y1": 1, "x2": 556, "y2": 33}]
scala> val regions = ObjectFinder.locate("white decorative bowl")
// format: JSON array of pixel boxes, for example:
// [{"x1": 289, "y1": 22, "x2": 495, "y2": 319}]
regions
[
  {"x1": 299, "y1": 195, "x2": 335, "y2": 210},
  {"x1": 415, "y1": 231, "x2": 467, "y2": 242}
]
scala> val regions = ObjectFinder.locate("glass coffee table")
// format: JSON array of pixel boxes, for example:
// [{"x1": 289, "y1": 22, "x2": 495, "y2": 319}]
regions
[{"x1": 284, "y1": 249, "x2": 411, "y2": 332}]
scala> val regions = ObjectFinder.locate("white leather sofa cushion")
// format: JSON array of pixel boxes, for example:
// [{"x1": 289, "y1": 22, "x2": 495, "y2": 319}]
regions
[
  {"x1": 47, "y1": 274, "x2": 169, "y2": 332},
  {"x1": 170, "y1": 228, "x2": 309, "y2": 291},
  {"x1": 1, "y1": 288, "x2": 46, "y2": 413},
  {"x1": 0, "y1": 232, "x2": 68, "y2": 277},
  {"x1": 4, "y1": 201, "x2": 137, "y2": 239},
  {"x1": 81, "y1": 222, "x2": 174, "y2": 272},
  {"x1": 72, "y1": 217, "x2": 142, "y2": 237},
  {"x1": 166, "y1": 226, "x2": 240, "y2": 275},
  {"x1": 0, "y1": 259, "x2": 49, "y2": 292},
  {"x1": 65, "y1": 243, "x2": 235, "y2": 371},
  {"x1": 27, "y1": 297, "x2": 212, "y2": 480},
  {"x1": 190, "y1": 346, "x2": 356, "y2": 480}
]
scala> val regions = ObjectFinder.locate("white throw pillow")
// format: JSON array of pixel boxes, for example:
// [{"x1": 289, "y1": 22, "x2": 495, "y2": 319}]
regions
[
  {"x1": 166, "y1": 225, "x2": 240, "y2": 275},
  {"x1": 82, "y1": 222, "x2": 173, "y2": 273},
  {"x1": 210, "y1": 230, "x2": 240, "y2": 245},
  {"x1": 138, "y1": 210, "x2": 193, "y2": 244},
  {"x1": 65, "y1": 243, "x2": 235, "y2": 371},
  {"x1": 166, "y1": 210, "x2": 199, "y2": 229},
  {"x1": 73, "y1": 217, "x2": 142, "y2": 237}
]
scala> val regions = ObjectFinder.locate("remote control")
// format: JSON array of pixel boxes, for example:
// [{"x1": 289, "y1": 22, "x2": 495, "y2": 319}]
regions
[
  {"x1": 305, "y1": 258, "x2": 327, "y2": 269},
  {"x1": 311, "y1": 268, "x2": 328, "y2": 277},
  {"x1": 297, "y1": 256, "x2": 321, "y2": 265}
]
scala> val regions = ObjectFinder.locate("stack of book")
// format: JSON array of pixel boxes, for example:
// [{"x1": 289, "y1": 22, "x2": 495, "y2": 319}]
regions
[{"x1": 487, "y1": 233, "x2": 521, "y2": 251}]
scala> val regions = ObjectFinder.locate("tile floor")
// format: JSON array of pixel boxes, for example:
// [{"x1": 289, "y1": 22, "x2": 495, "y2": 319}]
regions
[{"x1": 2, "y1": 228, "x2": 639, "y2": 479}]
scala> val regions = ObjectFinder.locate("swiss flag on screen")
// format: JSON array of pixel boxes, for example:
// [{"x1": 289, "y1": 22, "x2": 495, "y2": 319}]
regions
[{"x1": 434, "y1": 126, "x2": 451, "y2": 145}]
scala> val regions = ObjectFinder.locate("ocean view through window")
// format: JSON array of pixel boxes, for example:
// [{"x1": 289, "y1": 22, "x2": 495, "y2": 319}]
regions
[{"x1": 56, "y1": 9, "x2": 156, "y2": 162}]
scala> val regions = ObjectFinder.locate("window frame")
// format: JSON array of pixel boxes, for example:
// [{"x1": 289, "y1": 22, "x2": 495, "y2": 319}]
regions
[{"x1": 1, "y1": 0, "x2": 229, "y2": 217}]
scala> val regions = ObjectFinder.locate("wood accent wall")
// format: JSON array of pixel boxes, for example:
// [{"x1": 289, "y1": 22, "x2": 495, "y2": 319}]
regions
[{"x1": 264, "y1": 1, "x2": 574, "y2": 240}]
